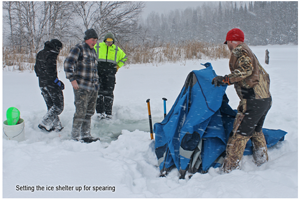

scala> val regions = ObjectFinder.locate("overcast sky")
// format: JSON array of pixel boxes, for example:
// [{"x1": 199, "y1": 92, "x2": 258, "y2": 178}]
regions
[{"x1": 141, "y1": 1, "x2": 218, "y2": 18}]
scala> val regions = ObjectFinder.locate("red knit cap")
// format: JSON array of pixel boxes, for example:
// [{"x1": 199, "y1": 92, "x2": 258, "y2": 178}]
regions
[{"x1": 224, "y1": 28, "x2": 244, "y2": 44}]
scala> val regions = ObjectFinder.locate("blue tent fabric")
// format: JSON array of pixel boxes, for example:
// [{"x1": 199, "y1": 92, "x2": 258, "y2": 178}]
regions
[{"x1": 154, "y1": 65, "x2": 287, "y2": 175}]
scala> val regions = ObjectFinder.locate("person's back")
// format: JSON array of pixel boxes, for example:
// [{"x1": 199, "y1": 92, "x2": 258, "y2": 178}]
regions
[{"x1": 35, "y1": 41, "x2": 59, "y2": 87}]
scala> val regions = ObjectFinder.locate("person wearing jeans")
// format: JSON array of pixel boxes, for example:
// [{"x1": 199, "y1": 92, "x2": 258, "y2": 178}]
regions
[{"x1": 64, "y1": 29, "x2": 100, "y2": 143}]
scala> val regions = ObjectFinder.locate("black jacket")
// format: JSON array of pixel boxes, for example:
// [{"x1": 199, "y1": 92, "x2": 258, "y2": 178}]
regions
[{"x1": 34, "y1": 41, "x2": 60, "y2": 87}]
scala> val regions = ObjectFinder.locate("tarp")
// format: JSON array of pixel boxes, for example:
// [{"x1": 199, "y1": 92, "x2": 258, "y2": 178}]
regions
[{"x1": 154, "y1": 64, "x2": 287, "y2": 176}]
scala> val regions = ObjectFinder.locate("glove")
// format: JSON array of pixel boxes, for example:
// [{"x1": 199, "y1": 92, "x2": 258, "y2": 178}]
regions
[
  {"x1": 115, "y1": 65, "x2": 120, "y2": 72},
  {"x1": 54, "y1": 78, "x2": 65, "y2": 90},
  {"x1": 211, "y1": 75, "x2": 231, "y2": 87}
]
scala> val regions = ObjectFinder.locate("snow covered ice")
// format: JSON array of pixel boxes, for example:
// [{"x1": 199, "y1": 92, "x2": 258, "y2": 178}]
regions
[{"x1": 2, "y1": 45, "x2": 298, "y2": 198}]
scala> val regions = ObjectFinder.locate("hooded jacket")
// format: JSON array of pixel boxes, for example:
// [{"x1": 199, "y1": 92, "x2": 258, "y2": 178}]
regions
[
  {"x1": 94, "y1": 32, "x2": 127, "y2": 69},
  {"x1": 34, "y1": 41, "x2": 61, "y2": 87}
]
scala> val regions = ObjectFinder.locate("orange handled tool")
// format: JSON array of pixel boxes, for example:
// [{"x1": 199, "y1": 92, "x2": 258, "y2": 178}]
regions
[{"x1": 146, "y1": 99, "x2": 154, "y2": 140}]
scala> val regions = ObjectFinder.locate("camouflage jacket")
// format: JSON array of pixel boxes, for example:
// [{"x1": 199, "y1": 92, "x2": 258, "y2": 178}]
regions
[{"x1": 228, "y1": 43, "x2": 271, "y2": 100}]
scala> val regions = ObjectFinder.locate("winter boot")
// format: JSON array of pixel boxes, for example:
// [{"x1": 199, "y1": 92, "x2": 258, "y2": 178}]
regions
[
  {"x1": 55, "y1": 126, "x2": 64, "y2": 132},
  {"x1": 251, "y1": 131, "x2": 268, "y2": 166},
  {"x1": 97, "y1": 113, "x2": 107, "y2": 120},
  {"x1": 104, "y1": 96, "x2": 114, "y2": 116},
  {"x1": 81, "y1": 136, "x2": 100, "y2": 143},
  {"x1": 222, "y1": 133, "x2": 250, "y2": 173},
  {"x1": 96, "y1": 94, "x2": 105, "y2": 114},
  {"x1": 97, "y1": 113, "x2": 112, "y2": 120},
  {"x1": 38, "y1": 124, "x2": 54, "y2": 132},
  {"x1": 105, "y1": 114, "x2": 113, "y2": 120},
  {"x1": 39, "y1": 112, "x2": 55, "y2": 132},
  {"x1": 72, "y1": 136, "x2": 100, "y2": 143},
  {"x1": 53, "y1": 117, "x2": 64, "y2": 132}
]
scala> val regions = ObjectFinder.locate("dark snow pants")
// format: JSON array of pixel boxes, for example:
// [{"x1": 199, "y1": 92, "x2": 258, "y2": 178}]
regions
[
  {"x1": 96, "y1": 66, "x2": 117, "y2": 115},
  {"x1": 40, "y1": 85, "x2": 64, "y2": 130},
  {"x1": 235, "y1": 97, "x2": 272, "y2": 137},
  {"x1": 71, "y1": 88, "x2": 98, "y2": 139}
]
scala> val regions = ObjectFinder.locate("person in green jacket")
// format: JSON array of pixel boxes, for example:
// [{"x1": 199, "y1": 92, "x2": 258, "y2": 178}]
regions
[{"x1": 94, "y1": 32, "x2": 127, "y2": 119}]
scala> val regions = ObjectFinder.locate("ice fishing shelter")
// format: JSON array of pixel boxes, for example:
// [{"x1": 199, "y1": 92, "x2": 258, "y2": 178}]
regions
[{"x1": 154, "y1": 63, "x2": 287, "y2": 178}]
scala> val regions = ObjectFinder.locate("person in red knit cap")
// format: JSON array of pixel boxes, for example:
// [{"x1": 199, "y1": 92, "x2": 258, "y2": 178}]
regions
[{"x1": 212, "y1": 28, "x2": 272, "y2": 173}]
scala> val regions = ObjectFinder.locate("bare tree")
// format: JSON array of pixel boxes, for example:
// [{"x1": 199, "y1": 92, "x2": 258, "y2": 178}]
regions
[
  {"x1": 3, "y1": 1, "x2": 74, "y2": 52},
  {"x1": 3, "y1": 2, "x2": 14, "y2": 46},
  {"x1": 71, "y1": 1, "x2": 98, "y2": 35},
  {"x1": 43, "y1": 2, "x2": 74, "y2": 41},
  {"x1": 70, "y1": 1, "x2": 145, "y2": 43},
  {"x1": 3, "y1": 1, "x2": 144, "y2": 52}
]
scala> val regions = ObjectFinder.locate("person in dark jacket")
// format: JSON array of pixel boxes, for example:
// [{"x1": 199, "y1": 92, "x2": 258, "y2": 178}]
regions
[
  {"x1": 34, "y1": 39, "x2": 64, "y2": 132},
  {"x1": 94, "y1": 32, "x2": 127, "y2": 119}
]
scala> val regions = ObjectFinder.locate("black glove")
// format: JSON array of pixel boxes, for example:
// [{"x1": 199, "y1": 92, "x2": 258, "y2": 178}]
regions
[
  {"x1": 211, "y1": 75, "x2": 231, "y2": 87},
  {"x1": 54, "y1": 78, "x2": 65, "y2": 90}
]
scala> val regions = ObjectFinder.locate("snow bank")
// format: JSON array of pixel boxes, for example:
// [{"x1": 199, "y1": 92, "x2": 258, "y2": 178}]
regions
[{"x1": 2, "y1": 44, "x2": 298, "y2": 198}]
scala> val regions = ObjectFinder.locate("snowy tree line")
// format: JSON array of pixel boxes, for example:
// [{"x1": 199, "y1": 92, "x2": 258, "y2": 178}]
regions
[
  {"x1": 2, "y1": 1, "x2": 298, "y2": 69},
  {"x1": 3, "y1": 1, "x2": 298, "y2": 52},
  {"x1": 137, "y1": 1, "x2": 298, "y2": 46}
]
